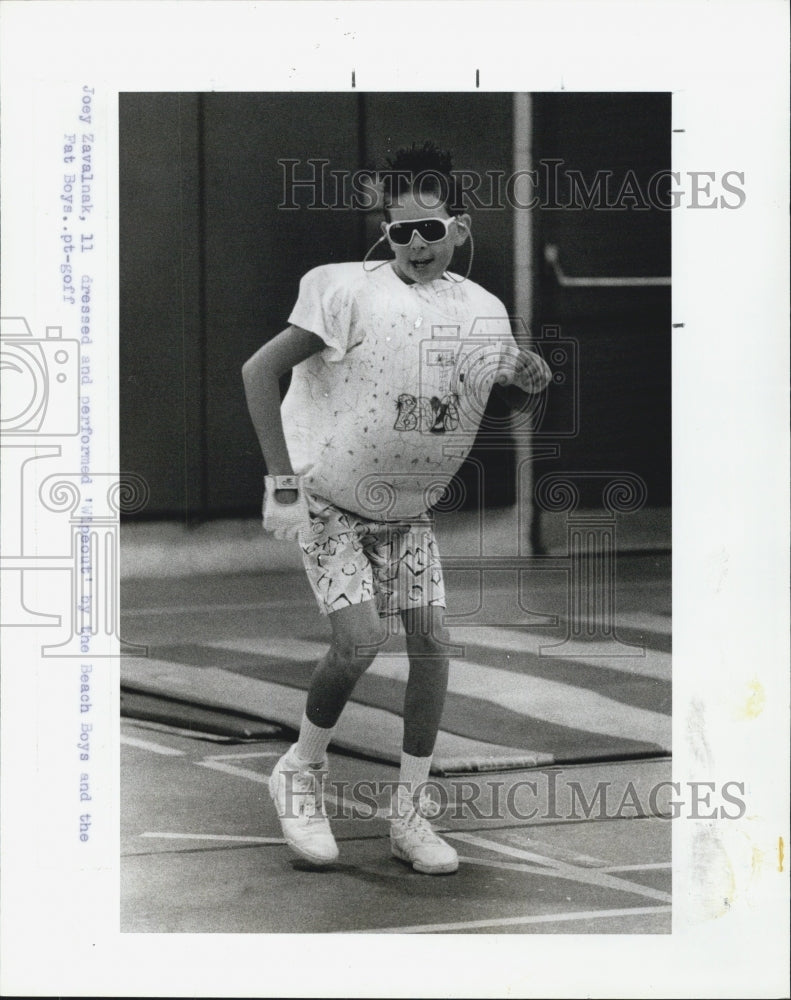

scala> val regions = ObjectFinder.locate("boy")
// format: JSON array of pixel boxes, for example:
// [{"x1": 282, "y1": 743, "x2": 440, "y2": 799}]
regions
[{"x1": 242, "y1": 142, "x2": 551, "y2": 874}]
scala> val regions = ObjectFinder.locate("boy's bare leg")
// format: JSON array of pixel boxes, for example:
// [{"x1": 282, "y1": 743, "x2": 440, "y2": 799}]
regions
[
  {"x1": 401, "y1": 605, "x2": 450, "y2": 757},
  {"x1": 391, "y1": 604, "x2": 458, "y2": 874},
  {"x1": 269, "y1": 600, "x2": 386, "y2": 865},
  {"x1": 304, "y1": 600, "x2": 387, "y2": 729},
  {"x1": 272, "y1": 599, "x2": 458, "y2": 873}
]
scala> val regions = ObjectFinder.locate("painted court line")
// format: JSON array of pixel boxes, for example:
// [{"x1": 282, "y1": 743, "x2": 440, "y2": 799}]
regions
[
  {"x1": 456, "y1": 855, "x2": 561, "y2": 874},
  {"x1": 194, "y1": 754, "x2": 394, "y2": 821},
  {"x1": 456, "y1": 856, "x2": 671, "y2": 878},
  {"x1": 141, "y1": 832, "x2": 285, "y2": 844},
  {"x1": 493, "y1": 829, "x2": 613, "y2": 868},
  {"x1": 446, "y1": 831, "x2": 672, "y2": 903},
  {"x1": 207, "y1": 636, "x2": 669, "y2": 746},
  {"x1": 454, "y1": 854, "x2": 593, "y2": 878},
  {"x1": 195, "y1": 757, "x2": 271, "y2": 785},
  {"x1": 355, "y1": 905, "x2": 672, "y2": 934},
  {"x1": 123, "y1": 718, "x2": 246, "y2": 744},
  {"x1": 599, "y1": 862, "x2": 672, "y2": 873},
  {"x1": 120, "y1": 735, "x2": 186, "y2": 756}
]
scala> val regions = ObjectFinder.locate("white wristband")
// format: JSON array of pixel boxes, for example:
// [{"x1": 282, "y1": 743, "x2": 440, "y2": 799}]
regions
[
  {"x1": 268, "y1": 475, "x2": 300, "y2": 491},
  {"x1": 262, "y1": 475, "x2": 311, "y2": 540}
]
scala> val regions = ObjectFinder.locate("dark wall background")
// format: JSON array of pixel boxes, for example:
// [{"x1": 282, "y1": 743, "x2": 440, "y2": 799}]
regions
[
  {"x1": 120, "y1": 94, "x2": 202, "y2": 517},
  {"x1": 120, "y1": 92, "x2": 670, "y2": 523},
  {"x1": 531, "y1": 93, "x2": 672, "y2": 510}
]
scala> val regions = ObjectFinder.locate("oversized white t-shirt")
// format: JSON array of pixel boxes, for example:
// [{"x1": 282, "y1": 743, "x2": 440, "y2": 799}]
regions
[{"x1": 283, "y1": 261, "x2": 519, "y2": 520}]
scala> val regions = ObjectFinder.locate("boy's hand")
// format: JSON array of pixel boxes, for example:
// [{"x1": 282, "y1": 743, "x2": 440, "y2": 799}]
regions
[
  {"x1": 262, "y1": 475, "x2": 312, "y2": 540},
  {"x1": 497, "y1": 344, "x2": 553, "y2": 394}
]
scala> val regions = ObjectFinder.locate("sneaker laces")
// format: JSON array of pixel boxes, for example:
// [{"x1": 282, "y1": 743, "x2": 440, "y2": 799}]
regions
[
  {"x1": 396, "y1": 794, "x2": 443, "y2": 842},
  {"x1": 290, "y1": 765, "x2": 329, "y2": 822}
]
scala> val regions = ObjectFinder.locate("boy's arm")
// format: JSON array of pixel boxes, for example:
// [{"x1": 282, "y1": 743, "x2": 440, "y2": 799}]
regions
[
  {"x1": 242, "y1": 324, "x2": 325, "y2": 536},
  {"x1": 241, "y1": 324, "x2": 325, "y2": 474}
]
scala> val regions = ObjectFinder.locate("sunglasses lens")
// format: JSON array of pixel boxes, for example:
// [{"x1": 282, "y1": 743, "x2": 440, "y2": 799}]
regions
[
  {"x1": 388, "y1": 219, "x2": 450, "y2": 244},
  {"x1": 416, "y1": 220, "x2": 448, "y2": 242},
  {"x1": 387, "y1": 223, "x2": 414, "y2": 245}
]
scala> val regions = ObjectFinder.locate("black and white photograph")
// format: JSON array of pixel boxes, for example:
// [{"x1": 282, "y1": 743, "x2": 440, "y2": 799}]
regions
[
  {"x1": 118, "y1": 91, "x2": 674, "y2": 934},
  {"x1": 0, "y1": 2, "x2": 788, "y2": 997}
]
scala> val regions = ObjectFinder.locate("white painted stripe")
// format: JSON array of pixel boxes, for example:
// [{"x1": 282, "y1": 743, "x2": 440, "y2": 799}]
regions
[
  {"x1": 121, "y1": 735, "x2": 186, "y2": 756},
  {"x1": 456, "y1": 857, "x2": 671, "y2": 882},
  {"x1": 122, "y1": 719, "x2": 250, "y2": 743},
  {"x1": 452, "y1": 626, "x2": 670, "y2": 680},
  {"x1": 194, "y1": 751, "x2": 289, "y2": 784},
  {"x1": 206, "y1": 637, "x2": 670, "y2": 747},
  {"x1": 446, "y1": 831, "x2": 672, "y2": 903},
  {"x1": 356, "y1": 905, "x2": 672, "y2": 934},
  {"x1": 195, "y1": 757, "x2": 270, "y2": 785},
  {"x1": 599, "y1": 862, "x2": 672, "y2": 873},
  {"x1": 456, "y1": 854, "x2": 672, "y2": 877},
  {"x1": 194, "y1": 754, "x2": 394, "y2": 820},
  {"x1": 456, "y1": 855, "x2": 558, "y2": 874},
  {"x1": 493, "y1": 830, "x2": 613, "y2": 868},
  {"x1": 448, "y1": 832, "x2": 576, "y2": 871},
  {"x1": 141, "y1": 832, "x2": 284, "y2": 844}
]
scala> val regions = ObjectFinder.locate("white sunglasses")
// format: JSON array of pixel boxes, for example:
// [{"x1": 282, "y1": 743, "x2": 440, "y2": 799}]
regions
[{"x1": 383, "y1": 217, "x2": 460, "y2": 245}]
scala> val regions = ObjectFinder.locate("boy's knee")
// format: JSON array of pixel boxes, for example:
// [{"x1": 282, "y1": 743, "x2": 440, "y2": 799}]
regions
[
  {"x1": 330, "y1": 622, "x2": 387, "y2": 677},
  {"x1": 406, "y1": 626, "x2": 450, "y2": 661}
]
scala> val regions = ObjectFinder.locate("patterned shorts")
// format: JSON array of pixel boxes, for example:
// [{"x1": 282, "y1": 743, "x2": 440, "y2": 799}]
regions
[{"x1": 299, "y1": 495, "x2": 446, "y2": 617}]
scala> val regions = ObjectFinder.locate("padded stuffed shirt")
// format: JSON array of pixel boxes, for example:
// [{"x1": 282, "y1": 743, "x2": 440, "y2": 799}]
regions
[{"x1": 282, "y1": 261, "x2": 518, "y2": 521}]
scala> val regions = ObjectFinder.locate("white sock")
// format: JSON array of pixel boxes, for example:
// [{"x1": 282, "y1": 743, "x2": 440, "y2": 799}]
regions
[
  {"x1": 397, "y1": 750, "x2": 432, "y2": 804},
  {"x1": 293, "y1": 713, "x2": 334, "y2": 765}
]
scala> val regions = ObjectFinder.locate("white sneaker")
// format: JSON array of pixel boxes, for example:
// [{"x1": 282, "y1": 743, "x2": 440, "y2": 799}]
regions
[
  {"x1": 268, "y1": 746, "x2": 339, "y2": 866},
  {"x1": 390, "y1": 793, "x2": 458, "y2": 875}
]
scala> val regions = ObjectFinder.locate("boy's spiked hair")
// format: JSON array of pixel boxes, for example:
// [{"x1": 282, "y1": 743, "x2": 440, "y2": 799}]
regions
[{"x1": 379, "y1": 141, "x2": 465, "y2": 217}]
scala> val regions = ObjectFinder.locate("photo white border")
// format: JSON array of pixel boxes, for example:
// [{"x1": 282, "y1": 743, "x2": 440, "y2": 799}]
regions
[{"x1": 1, "y1": 1, "x2": 789, "y2": 997}]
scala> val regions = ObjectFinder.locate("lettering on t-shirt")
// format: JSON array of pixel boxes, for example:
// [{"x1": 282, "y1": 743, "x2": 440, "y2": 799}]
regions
[{"x1": 394, "y1": 393, "x2": 460, "y2": 434}]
